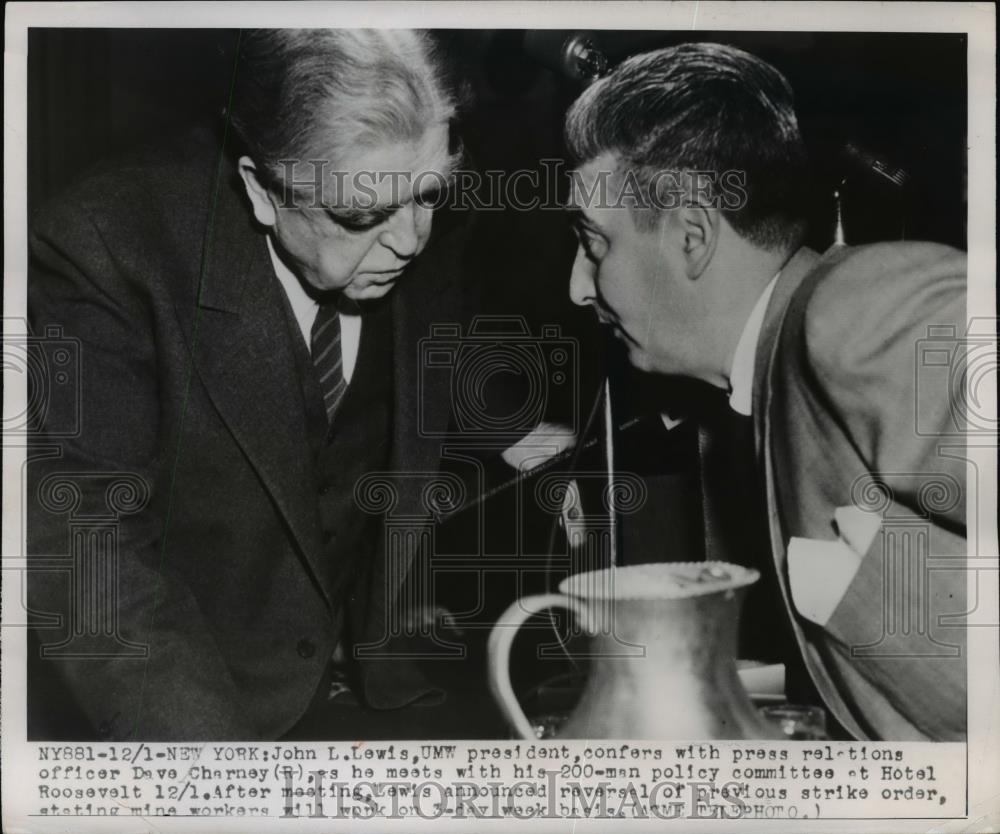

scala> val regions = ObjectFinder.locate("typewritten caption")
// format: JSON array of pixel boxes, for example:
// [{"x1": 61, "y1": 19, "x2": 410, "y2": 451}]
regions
[{"x1": 31, "y1": 741, "x2": 965, "y2": 821}]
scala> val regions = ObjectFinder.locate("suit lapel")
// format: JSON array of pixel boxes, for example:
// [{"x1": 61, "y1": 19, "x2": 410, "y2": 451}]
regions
[
  {"x1": 753, "y1": 246, "x2": 822, "y2": 579},
  {"x1": 751, "y1": 244, "x2": 869, "y2": 739},
  {"x1": 751, "y1": 246, "x2": 821, "y2": 458},
  {"x1": 179, "y1": 169, "x2": 328, "y2": 603}
]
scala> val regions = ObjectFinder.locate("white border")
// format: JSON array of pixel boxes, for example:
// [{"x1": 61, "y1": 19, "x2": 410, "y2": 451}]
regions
[{"x1": 4, "y1": 3, "x2": 997, "y2": 833}]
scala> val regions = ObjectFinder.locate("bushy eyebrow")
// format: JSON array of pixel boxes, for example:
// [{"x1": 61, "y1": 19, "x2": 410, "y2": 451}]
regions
[
  {"x1": 324, "y1": 205, "x2": 396, "y2": 228},
  {"x1": 412, "y1": 165, "x2": 455, "y2": 202},
  {"x1": 296, "y1": 144, "x2": 461, "y2": 226},
  {"x1": 323, "y1": 170, "x2": 453, "y2": 227}
]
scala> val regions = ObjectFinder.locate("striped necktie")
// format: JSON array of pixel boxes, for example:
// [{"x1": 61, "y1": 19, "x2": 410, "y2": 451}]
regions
[{"x1": 311, "y1": 303, "x2": 348, "y2": 425}]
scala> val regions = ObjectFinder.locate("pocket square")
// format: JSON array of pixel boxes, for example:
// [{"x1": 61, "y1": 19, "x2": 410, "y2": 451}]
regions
[{"x1": 787, "y1": 505, "x2": 881, "y2": 626}]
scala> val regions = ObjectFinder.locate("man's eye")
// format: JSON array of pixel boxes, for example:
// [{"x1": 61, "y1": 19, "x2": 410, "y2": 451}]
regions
[
  {"x1": 341, "y1": 218, "x2": 382, "y2": 233},
  {"x1": 326, "y1": 210, "x2": 390, "y2": 233},
  {"x1": 577, "y1": 230, "x2": 607, "y2": 263}
]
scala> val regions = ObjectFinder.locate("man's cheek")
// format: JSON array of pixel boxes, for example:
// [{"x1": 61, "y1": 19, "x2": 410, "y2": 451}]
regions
[
  {"x1": 320, "y1": 249, "x2": 361, "y2": 287},
  {"x1": 416, "y1": 215, "x2": 434, "y2": 250}
]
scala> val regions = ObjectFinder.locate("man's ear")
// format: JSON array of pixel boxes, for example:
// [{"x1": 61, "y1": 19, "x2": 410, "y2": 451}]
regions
[
  {"x1": 237, "y1": 156, "x2": 277, "y2": 228},
  {"x1": 678, "y1": 204, "x2": 718, "y2": 279}
]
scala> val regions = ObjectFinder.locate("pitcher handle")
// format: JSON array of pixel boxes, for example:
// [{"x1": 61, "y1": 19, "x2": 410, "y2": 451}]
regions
[{"x1": 487, "y1": 593, "x2": 589, "y2": 739}]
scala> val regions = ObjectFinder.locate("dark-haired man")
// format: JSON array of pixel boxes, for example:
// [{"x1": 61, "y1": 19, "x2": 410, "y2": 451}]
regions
[
  {"x1": 564, "y1": 42, "x2": 967, "y2": 740},
  {"x1": 28, "y1": 29, "x2": 481, "y2": 740}
]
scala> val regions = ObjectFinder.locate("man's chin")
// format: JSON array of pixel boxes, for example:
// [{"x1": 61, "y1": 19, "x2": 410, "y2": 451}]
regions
[
  {"x1": 343, "y1": 281, "x2": 398, "y2": 301},
  {"x1": 626, "y1": 345, "x2": 656, "y2": 373}
]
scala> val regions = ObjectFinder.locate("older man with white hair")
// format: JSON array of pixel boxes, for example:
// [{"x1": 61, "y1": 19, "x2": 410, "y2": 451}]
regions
[{"x1": 28, "y1": 29, "x2": 479, "y2": 740}]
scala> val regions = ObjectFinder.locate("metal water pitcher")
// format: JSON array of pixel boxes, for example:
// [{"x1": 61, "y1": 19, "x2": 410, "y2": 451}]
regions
[{"x1": 488, "y1": 562, "x2": 781, "y2": 739}]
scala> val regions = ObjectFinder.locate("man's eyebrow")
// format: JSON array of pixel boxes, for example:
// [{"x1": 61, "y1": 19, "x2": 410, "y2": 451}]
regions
[
  {"x1": 283, "y1": 182, "x2": 389, "y2": 215},
  {"x1": 325, "y1": 205, "x2": 396, "y2": 226},
  {"x1": 414, "y1": 165, "x2": 455, "y2": 197}
]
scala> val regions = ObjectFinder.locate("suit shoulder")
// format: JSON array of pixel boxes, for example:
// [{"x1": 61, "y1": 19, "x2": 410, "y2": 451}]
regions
[
  {"x1": 798, "y1": 241, "x2": 966, "y2": 378},
  {"x1": 809, "y1": 241, "x2": 965, "y2": 298},
  {"x1": 32, "y1": 125, "x2": 232, "y2": 243}
]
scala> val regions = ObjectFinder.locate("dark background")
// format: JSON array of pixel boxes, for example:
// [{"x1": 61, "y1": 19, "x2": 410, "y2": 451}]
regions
[{"x1": 27, "y1": 28, "x2": 968, "y2": 293}]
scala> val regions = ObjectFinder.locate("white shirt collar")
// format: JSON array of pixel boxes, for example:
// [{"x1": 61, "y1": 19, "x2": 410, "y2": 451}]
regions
[
  {"x1": 728, "y1": 271, "x2": 780, "y2": 416},
  {"x1": 265, "y1": 235, "x2": 361, "y2": 384},
  {"x1": 267, "y1": 235, "x2": 319, "y2": 337}
]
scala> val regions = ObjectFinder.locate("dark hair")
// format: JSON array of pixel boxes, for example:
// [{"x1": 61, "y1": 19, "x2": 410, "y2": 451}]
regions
[
  {"x1": 228, "y1": 29, "x2": 457, "y2": 188},
  {"x1": 565, "y1": 42, "x2": 810, "y2": 252}
]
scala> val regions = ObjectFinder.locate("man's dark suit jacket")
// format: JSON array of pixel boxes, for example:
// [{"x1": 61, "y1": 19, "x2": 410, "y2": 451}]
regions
[
  {"x1": 27, "y1": 127, "x2": 474, "y2": 740},
  {"x1": 752, "y1": 242, "x2": 968, "y2": 741}
]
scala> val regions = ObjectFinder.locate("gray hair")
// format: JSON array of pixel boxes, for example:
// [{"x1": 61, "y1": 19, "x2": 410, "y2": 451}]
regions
[{"x1": 229, "y1": 29, "x2": 457, "y2": 189}]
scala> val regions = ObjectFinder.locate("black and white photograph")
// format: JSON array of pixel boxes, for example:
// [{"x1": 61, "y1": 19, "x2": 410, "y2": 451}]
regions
[{"x1": 3, "y1": 1, "x2": 996, "y2": 830}]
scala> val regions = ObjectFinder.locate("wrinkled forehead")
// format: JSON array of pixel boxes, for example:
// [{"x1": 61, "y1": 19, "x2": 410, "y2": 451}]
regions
[
  {"x1": 340, "y1": 124, "x2": 454, "y2": 207},
  {"x1": 339, "y1": 123, "x2": 454, "y2": 177},
  {"x1": 284, "y1": 123, "x2": 456, "y2": 208}
]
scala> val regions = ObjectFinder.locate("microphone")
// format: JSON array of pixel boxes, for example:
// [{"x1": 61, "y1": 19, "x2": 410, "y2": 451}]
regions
[
  {"x1": 842, "y1": 141, "x2": 910, "y2": 188},
  {"x1": 522, "y1": 31, "x2": 609, "y2": 82}
]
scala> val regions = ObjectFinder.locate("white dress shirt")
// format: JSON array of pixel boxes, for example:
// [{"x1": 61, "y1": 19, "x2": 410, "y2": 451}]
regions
[
  {"x1": 727, "y1": 272, "x2": 780, "y2": 416},
  {"x1": 266, "y1": 236, "x2": 361, "y2": 384}
]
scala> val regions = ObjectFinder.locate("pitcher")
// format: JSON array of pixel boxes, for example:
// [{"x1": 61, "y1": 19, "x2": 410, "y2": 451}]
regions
[{"x1": 488, "y1": 562, "x2": 781, "y2": 739}]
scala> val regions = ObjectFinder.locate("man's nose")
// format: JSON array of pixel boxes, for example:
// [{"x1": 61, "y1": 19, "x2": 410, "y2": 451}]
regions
[
  {"x1": 379, "y1": 202, "x2": 426, "y2": 259},
  {"x1": 568, "y1": 245, "x2": 596, "y2": 307}
]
